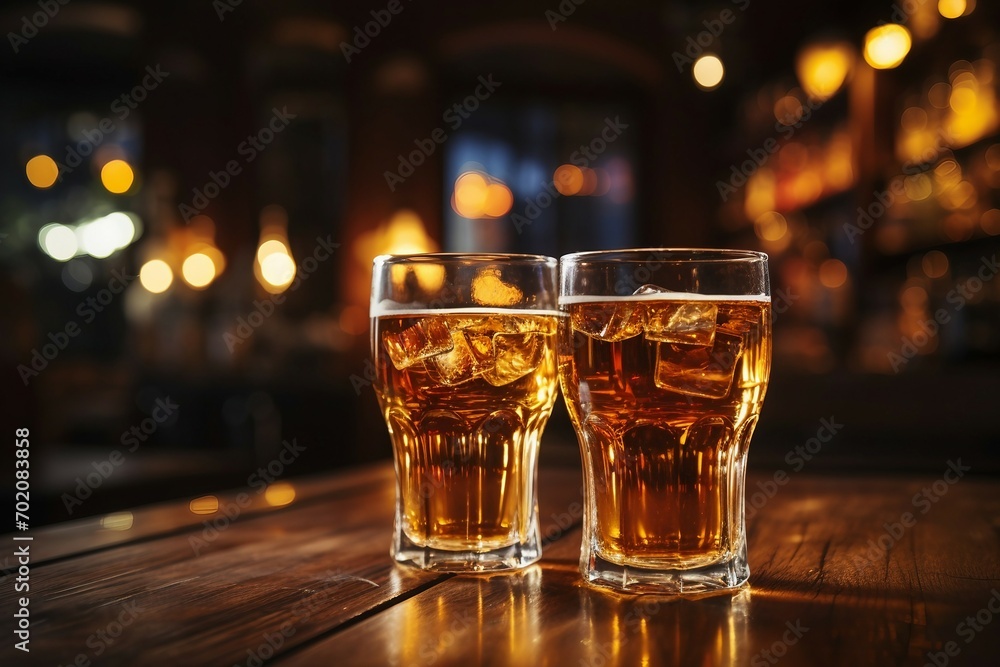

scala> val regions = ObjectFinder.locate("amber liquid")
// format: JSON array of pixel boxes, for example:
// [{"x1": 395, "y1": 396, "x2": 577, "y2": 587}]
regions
[
  {"x1": 559, "y1": 297, "x2": 770, "y2": 568},
  {"x1": 373, "y1": 311, "x2": 559, "y2": 551}
]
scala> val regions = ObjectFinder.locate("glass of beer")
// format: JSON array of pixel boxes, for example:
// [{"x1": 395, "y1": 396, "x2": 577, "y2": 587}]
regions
[
  {"x1": 371, "y1": 253, "x2": 560, "y2": 571},
  {"x1": 558, "y1": 249, "x2": 771, "y2": 593}
]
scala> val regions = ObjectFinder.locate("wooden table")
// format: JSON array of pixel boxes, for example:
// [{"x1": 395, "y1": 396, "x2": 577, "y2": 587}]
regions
[{"x1": 4, "y1": 462, "x2": 1000, "y2": 666}]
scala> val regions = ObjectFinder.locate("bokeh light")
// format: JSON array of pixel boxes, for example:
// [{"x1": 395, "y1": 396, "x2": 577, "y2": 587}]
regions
[
  {"x1": 453, "y1": 172, "x2": 489, "y2": 217},
  {"x1": 189, "y1": 496, "x2": 219, "y2": 515},
  {"x1": 863, "y1": 24, "x2": 912, "y2": 70},
  {"x1": 100, "y1": 159, "x2": 135, "y2": 194},
  {"x1": 452, "y1": 171, "x2": 513, "y2": 218},
  {"x1": 796, "y1": 43, "x2": 854, "y2": 100},
  {"x1": 139, "y1": 259, "x2": 173, "y2": 293},
  {"x1": 921, "y1": 250, "x2": 949, "y2": 278},
  {"x1": 181, "y1": 253, "x2": 217, "y2": 289},
  {"x1": 981, "y1": 209, "x2": 1000, "y2": 235},
  {"x1": 264, "y1": 482, "x2": 296, "y2": 507},
  {"x1": 693, "y1": 55, "x2": 724, "y2": 90},
  {"x1": 819, "y1": 259, "x2": 849, "y2": 288},
  {"x1": 754, "y1": 211, "x2": 788, "y2": 241},
  {"x1": 260, "y1": 251, "x2": 296, "y2": 290},
  {"x1": 26, "y1": 154, "x2": 59, "y2": 189},
  {"x1": 937, "y1": 0, "x2": 966, "y2": 19},
  {"x1": 39, "y1": 224, "x2": 78, "y2": 261},
  {"x1": 554, "y1": 164, "x2": 584, "y2": 195}
]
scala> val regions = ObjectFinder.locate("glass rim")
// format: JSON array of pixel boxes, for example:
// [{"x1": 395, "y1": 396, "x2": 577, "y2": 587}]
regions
[
  {"x1": 560, "y1": 248, "x2": 768, "y2": 264},
  {"x1": 374, "y1": 252, "x2": 557, "y2": 267}
]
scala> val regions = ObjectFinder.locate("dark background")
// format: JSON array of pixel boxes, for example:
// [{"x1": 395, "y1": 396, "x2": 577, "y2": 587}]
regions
[{"x1": 1, "y1": 0, "x2": 998, "y2": 526}]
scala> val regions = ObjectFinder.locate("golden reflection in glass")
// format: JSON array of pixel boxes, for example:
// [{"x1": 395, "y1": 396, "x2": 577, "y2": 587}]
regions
[
  {"x1": 795, "y1": 42, "x2": 854, "y2": 101},
  {"x1": 190, "y1": 495, "x2": 220, "y2": 515},
  {"x1": 863, "y1": 24, "x2": 911, "y2": 70},
  {"x1": 26, "y1": 154, "x2": 59, "y2": 189},
  {"x1": 264, "y1": 482, "x2": 296, "y2": 507},
  {"x1": 100, "y1": 511, "x2": 134, "y2": 531}
]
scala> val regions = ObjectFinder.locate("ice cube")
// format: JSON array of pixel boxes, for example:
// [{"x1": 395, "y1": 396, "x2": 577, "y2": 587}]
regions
[
  {"x1": 483, "y1": 333, "x2": 544, "y2": 386},
  {"x1": 644, "y1": 301, "x2": 718, "y2": 346},
  {"x1": 654, "y1": 331, "x2": 745, "y2": 399},
  {"x1": 716, "y1": 303, "x2": 760, "y2": 336},
  {"x1": 382, "y1": 318, "x2": 453, "y2": 370},
  {"x1": 427, "y1": 329, "x2": 493, "y2": 385},
  {"x1": 571, "y1": 304, "x2": 643, "y2": 342}
]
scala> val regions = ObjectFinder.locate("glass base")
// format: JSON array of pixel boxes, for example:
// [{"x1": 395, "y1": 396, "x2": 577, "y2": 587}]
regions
[
  {"x1": 582, "y1": 546, "x2": 749, "y2": 594},
  {"x1": 392, "y1": 528, "x2": 541, "y2": 572}
]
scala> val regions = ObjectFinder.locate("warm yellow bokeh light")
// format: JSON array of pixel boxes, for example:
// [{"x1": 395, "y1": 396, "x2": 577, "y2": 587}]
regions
[
  {"x1": 189, "y1": 496, "x2": 219, "y2": 515},
  {"x1": 693, "y1": 55, "x2": 724, "y2": 90},
  {"x1": 482, "y1": 183, "x2": 513, "y2": 217},
  {"x1": 139, "y1": 259, "x2": 173, "y2": 294},
  {"x1": 260, "y1": 251, "x2": 296, "y2": 289},
  {"x1": 101, "y1": 159, "x2": 135, "y2": 194},
  {"x1": 554, "y1": 164, "x2": 584, "y2": 195},
  {"x1": 100, "y1": 512, "x2": 134, "y2": 531},
  {"x1": 339, "y1": 305, "x2": 368, "y2": 336},
  {"x1": 181, "y1": 253, "x2": 217, "y2": 289},
  {"x1": 754, "y1": 211, "x2": 788, "y2": 242},
  {"x1": 819, "y1": 259, "x2": 848, "y2": 288},
  {"x1": 257, "y1": 239, "x2": 289, "y2": 263},
  {"x1": 774, "y1": 95, "x2": 804, "y2": 125},
  {"x1": 938, "y1": 0, "x2": 966, "y2": 19},
  {"x1": 796, "y1": 43, "x2": 854, "y2": 101},
  {"x1": 264, "y1": 482, "x2": 296, "y2": 507},
  {"x1": 26, "y1": 154, "x2": 59, "y2": 189},
  {"x1": 864, "y1": 24, "x2": 912, "y2": 70},
  {"x1": 453, "y1": 172, "x2": 490, "y2": 218}
]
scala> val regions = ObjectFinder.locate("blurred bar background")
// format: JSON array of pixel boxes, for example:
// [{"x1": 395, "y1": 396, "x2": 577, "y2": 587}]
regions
[{"x1": 1, "y1": 0, "x2": 998, "y2": 525}]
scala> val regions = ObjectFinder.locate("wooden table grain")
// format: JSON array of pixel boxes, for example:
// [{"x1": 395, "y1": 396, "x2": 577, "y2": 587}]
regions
[{"x1": 3, "y1": 463, "x2": 999, "y2": 666}]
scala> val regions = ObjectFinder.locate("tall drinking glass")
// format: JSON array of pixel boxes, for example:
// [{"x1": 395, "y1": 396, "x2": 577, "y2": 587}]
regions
[
  {"x1": 558, "y1": 249, "x2": 771, "y2": 593},
  {"x1": 371, "y1": 253, "x2": 560, "y2": 571}
]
